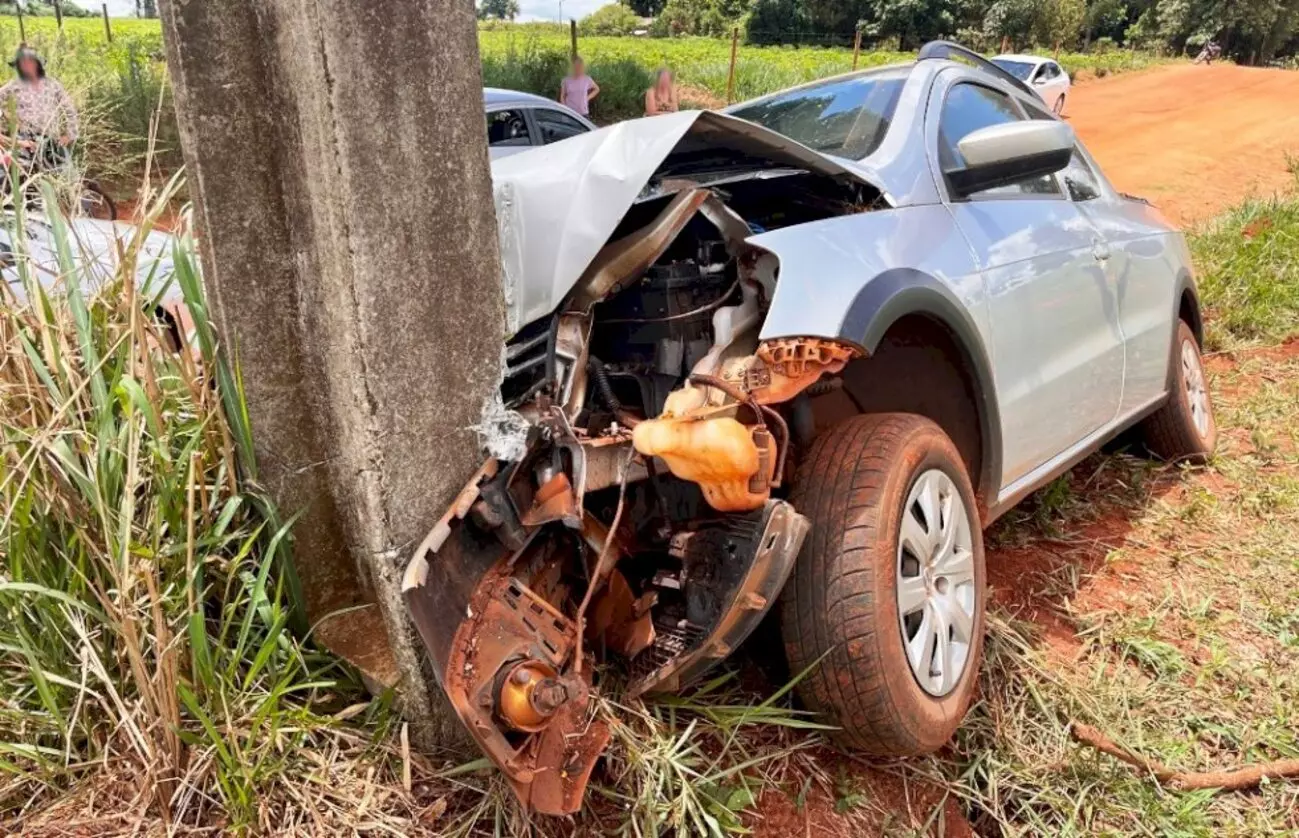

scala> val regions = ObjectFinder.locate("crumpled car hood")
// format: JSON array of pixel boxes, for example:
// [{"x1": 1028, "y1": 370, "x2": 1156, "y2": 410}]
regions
[{"x1": 491, "y1": 109, "x2": 866, "y2": 335}]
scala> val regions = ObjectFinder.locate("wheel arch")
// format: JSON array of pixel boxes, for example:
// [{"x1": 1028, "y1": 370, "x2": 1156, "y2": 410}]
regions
[
  {"x1": 1177, "y1": 273, "x2": 1205, "y2": 348},
  {"x1": 834, "y1": 268, "x2": 1003, "y2": 512}
]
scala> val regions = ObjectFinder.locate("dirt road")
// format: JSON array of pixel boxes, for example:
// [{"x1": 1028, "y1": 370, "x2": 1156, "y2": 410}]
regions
[{"x1": 1067, "y1": 63, "x2": 1299, "y2": 225}]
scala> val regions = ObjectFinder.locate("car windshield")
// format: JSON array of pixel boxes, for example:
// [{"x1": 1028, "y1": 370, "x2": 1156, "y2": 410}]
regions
[
  {"x1": 991, "y1": 59, "x2": 1036, "y2": 81},
  {"x1": 727, "y1": 67, "x2": 908, "y2": 159}
]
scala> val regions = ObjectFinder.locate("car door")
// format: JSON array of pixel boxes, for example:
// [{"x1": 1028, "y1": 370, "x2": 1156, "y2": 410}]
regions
[
  {"x1": 529, "y1": 106, "x2": 594, "y2": 147},
  {"x1": 934, "y1": 79, "x2": 1124, "y2": 486},
  {"x1": 1030, "y1": 62, "x2": 1063, "y2": 108},
  {"x1": 486, "y1": 107, "x2": 536, "y2": 160},
  {"x1": 1058, "y1": 140, "x2": 1182, "y2": 416}
]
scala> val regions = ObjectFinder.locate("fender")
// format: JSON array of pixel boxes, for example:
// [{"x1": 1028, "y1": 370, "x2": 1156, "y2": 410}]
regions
[
  {"x1": 842, "y1": 269, "x2": 1003, "y2": 508},
  {"x1": 750, "y1": 207, "x2": 1002, "y2": 508}
]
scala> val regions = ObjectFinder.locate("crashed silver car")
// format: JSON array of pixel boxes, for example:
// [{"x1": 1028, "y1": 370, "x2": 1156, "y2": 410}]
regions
[{"x1": 403, "y1": 42, "x2": 1217, "y2": 814}]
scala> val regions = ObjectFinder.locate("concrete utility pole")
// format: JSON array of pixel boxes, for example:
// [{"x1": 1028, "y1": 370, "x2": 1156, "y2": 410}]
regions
[{"x1": 157, "y1": 0, "x2": 505, "y2": 748}]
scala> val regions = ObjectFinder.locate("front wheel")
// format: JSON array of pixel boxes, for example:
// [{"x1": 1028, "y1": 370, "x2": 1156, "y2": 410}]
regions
[
  {"x1": 1140, "y1": 320, "x2": 1217, "y2": 462},
  {"x1": 780, "y1": 413, "x2": 986, "y2": 755},
  {"x1": 1053, "y1": 94, "x2": 1066, "y2": 116}
]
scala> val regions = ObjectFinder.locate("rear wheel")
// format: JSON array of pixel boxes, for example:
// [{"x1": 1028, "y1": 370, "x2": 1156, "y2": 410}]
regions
[
  {"x1": 1140, "y1": 320, "x2": 1216, "y2": 462},
  {"x1": 780, "y1": 413, "x2": 985, "y2": 754}
]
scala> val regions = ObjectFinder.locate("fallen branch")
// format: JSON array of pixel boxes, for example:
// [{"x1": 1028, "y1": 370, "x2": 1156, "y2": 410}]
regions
[{"x1": 1070, "y1": 722, "x2": 1299, "y2": 791}]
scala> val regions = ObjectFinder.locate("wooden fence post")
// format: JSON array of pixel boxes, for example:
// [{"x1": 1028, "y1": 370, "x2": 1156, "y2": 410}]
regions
[
  {"x1": 102, "y1": 4, "x2": 113, "y2": 42},
  {"x1": 569, "y1": 18, "x2": 577, "y2": 60},
  {"x1": 726, "y1": 26, "x2": 739, "y2": 103},
  {"x1": 15, "y1": 3, "x2": 24, "y2": 43},
  {"x1": 852, "y1": 27, "x2": 862, "y2": 71}
]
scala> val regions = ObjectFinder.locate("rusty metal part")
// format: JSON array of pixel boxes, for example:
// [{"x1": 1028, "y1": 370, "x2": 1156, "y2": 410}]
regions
[
  {"x1": 526, "y1": 690, "x2": 611, "y2": 815},
  {"x1": 498, "y1": 660, "x2": 565, "y2": 732},
  {"x1": 568, "y1": 188, "x2": 710, "y2": 313},
  {"x1": 629, "y1": 499, "x2": 810, "y2": 697},
  {"x1": 555, "y1": 312, "x2": 592, "y2": 420},
  {"x1": 518, "y1": 472, "x2": 578, "y2": 528},
  {"x1": 582, "y1": 434, "x2": 647, "y2": 492},
  {"x1": 587, "y1": 569, "x2": 657, "y2": 659},
  {"x1": 573, "y1": 453, "x2": 635, "y2": 673}
]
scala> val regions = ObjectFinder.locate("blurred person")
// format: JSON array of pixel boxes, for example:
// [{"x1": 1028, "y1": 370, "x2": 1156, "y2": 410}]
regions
[
  {"x1": 559, "y1": 57, "x2": 599, "y2": 117},
  {"x1": 644, "y1": 68, "x2": 679, "y2": 116},
  {"x1": 0, "y1": 45, "x2": 79, "y2": 156}
]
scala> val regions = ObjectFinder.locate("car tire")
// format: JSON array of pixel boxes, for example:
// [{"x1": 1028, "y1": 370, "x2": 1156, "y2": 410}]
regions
[
  {"x1": 1053, "y1": 94, "x2": 1066, "y2": 115},
  {"x1": 1140, "y1": 320, "x2": 1217, "y2": 462},
  {"x1": 780, "y1": 413, "x2": 986, "y2": 755}
]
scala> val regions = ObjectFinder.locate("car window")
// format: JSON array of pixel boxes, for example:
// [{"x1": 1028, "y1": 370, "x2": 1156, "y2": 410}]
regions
[
  {"x1": 727, "y1": 67, "x2": 907, "y2": 159},
  {"x1": 938, "y1": 83, "x2": 1061, "y2": 197},
  {"x1": 533, "y1": 108, "x2": 589, "y2": 144},
  {"x1": 1044, "y1": 63, "x2": 1062, "y2": 80},
  {"x1": 991, "y1": 59, "x2": 1035, "y2": 81},
  {"x1": 486, "y1": 109, "x2": 532, "y2": 147}
]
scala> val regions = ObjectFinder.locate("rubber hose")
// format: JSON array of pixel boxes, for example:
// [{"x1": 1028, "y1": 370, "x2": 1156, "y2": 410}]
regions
[{"x1": 587, "y1": 356, "x2": 622, "y2": 412}]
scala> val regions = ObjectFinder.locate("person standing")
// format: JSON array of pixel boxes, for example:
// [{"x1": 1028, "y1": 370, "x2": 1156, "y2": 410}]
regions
[
  {"x1": 559, "y1": 57, "x2": 599, "y2": 118},
  {"x1": 0, "y1": 46, "x2": 79, "y2": 157},
  {"x1": 645, "y1": 68, "x2": 679, "y2": 116}
]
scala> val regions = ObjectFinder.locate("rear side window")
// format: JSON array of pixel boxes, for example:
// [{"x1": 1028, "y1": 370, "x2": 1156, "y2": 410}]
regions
[
  {"x1": 487, "y1": 109, "x2": 532, "y2": 148},
  {"x1": 533, "y1": 108, "x2": 589, "y2": 144},
  {"x1": 728, "y1": 68, "x2": 907, "y2": 159},
  {"x1": 938, "y1": 83, "x2": 1060, "y2": 197}
]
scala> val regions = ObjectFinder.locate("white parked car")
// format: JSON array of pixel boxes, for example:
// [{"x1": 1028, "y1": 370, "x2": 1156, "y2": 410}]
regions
[
  {"x1": 484, "y1": 88, "x2": 596, "y2": 160},
  {"x1": 991, "y1": 54, "x2": 1071, "y2": 114}
]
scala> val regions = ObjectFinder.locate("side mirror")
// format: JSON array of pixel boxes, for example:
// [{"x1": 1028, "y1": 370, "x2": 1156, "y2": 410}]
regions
[
  {"x1": 1033, "y1": 76, "x2": 1047, "y2": 85},
  {"x1": 945, "y1": 120, "x2": 1075, "y2": 197}
]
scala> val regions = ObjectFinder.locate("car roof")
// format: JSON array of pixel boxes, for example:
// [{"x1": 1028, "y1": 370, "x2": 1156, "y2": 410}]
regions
[
  {"x1": 993, "y1": 54, "x2": 1051, "y2": 65},
  {"x1": 483, "y1": 87, "x2": 558, "y2": 108}
]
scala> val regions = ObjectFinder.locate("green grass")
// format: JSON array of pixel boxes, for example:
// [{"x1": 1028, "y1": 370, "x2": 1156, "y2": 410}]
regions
[{"x1": 1189, "y1": 179, "x2": 1299, "y2": 349}]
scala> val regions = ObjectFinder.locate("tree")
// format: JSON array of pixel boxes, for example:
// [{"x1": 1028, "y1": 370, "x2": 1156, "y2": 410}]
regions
[
  {"x1": 583, "y1": 2, "x2": 642, "y2": 34},
  {"x1": 868, "y1": 0, "x2": 961, "y2": 49},
  {"x1": 746, "y1": 0, "x2": 812, "y2": 44},
  {"x1": 476, "y1": 0, "x2": 520, "y2": 21},
  {"x1": 625, "y1": 0, "x2": 667, "y2": 14},
  {"x1": 652, "y1": 0, "x2": 749, "y2": 36}
]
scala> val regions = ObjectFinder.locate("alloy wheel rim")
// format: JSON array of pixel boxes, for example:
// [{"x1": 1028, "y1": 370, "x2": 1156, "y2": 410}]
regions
[
  {"x1": 1182, "y1": 340, "x2": 1211, "y2": 438},
  {"x1": 896, "y1": 469, "x2": 977, "y2": 697}
]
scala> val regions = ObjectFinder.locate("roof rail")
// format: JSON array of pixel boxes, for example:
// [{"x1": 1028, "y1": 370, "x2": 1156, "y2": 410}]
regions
[{"x1": 916, "y1": 40, "x2": 1035, "y2": 97}]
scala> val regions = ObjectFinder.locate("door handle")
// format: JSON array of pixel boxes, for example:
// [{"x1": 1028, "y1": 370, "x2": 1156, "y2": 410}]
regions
[{"x1": 1092, "y1": 239, "x2": 1112, "y2": 262}]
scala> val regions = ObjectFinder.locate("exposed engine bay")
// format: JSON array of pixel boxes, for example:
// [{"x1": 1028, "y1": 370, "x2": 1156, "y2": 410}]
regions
[{"x1": 403, "y1": 147, "x2": 884, "y2": 814}]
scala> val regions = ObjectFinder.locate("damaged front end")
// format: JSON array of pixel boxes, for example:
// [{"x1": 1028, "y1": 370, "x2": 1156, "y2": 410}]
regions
[{"x1": 403, "y1": 112, "x2": 881, "y2": 814}]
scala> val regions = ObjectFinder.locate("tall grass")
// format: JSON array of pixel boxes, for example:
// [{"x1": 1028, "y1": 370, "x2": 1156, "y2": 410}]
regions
[
  {"x1": 0, "y1": 18, "x2": 176, "y2": 181},
  {"x1": 0, "y1": 173, "x2": 365, "y2": 831}
]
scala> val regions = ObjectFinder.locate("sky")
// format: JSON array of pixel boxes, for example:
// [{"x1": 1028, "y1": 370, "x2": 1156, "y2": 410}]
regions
[
  {"x1": 517, "y1": 0, "x2": 607, "y2": 22},
  {"x1": 67, "y1": 0, "x2": 136, "y2": 15}
]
